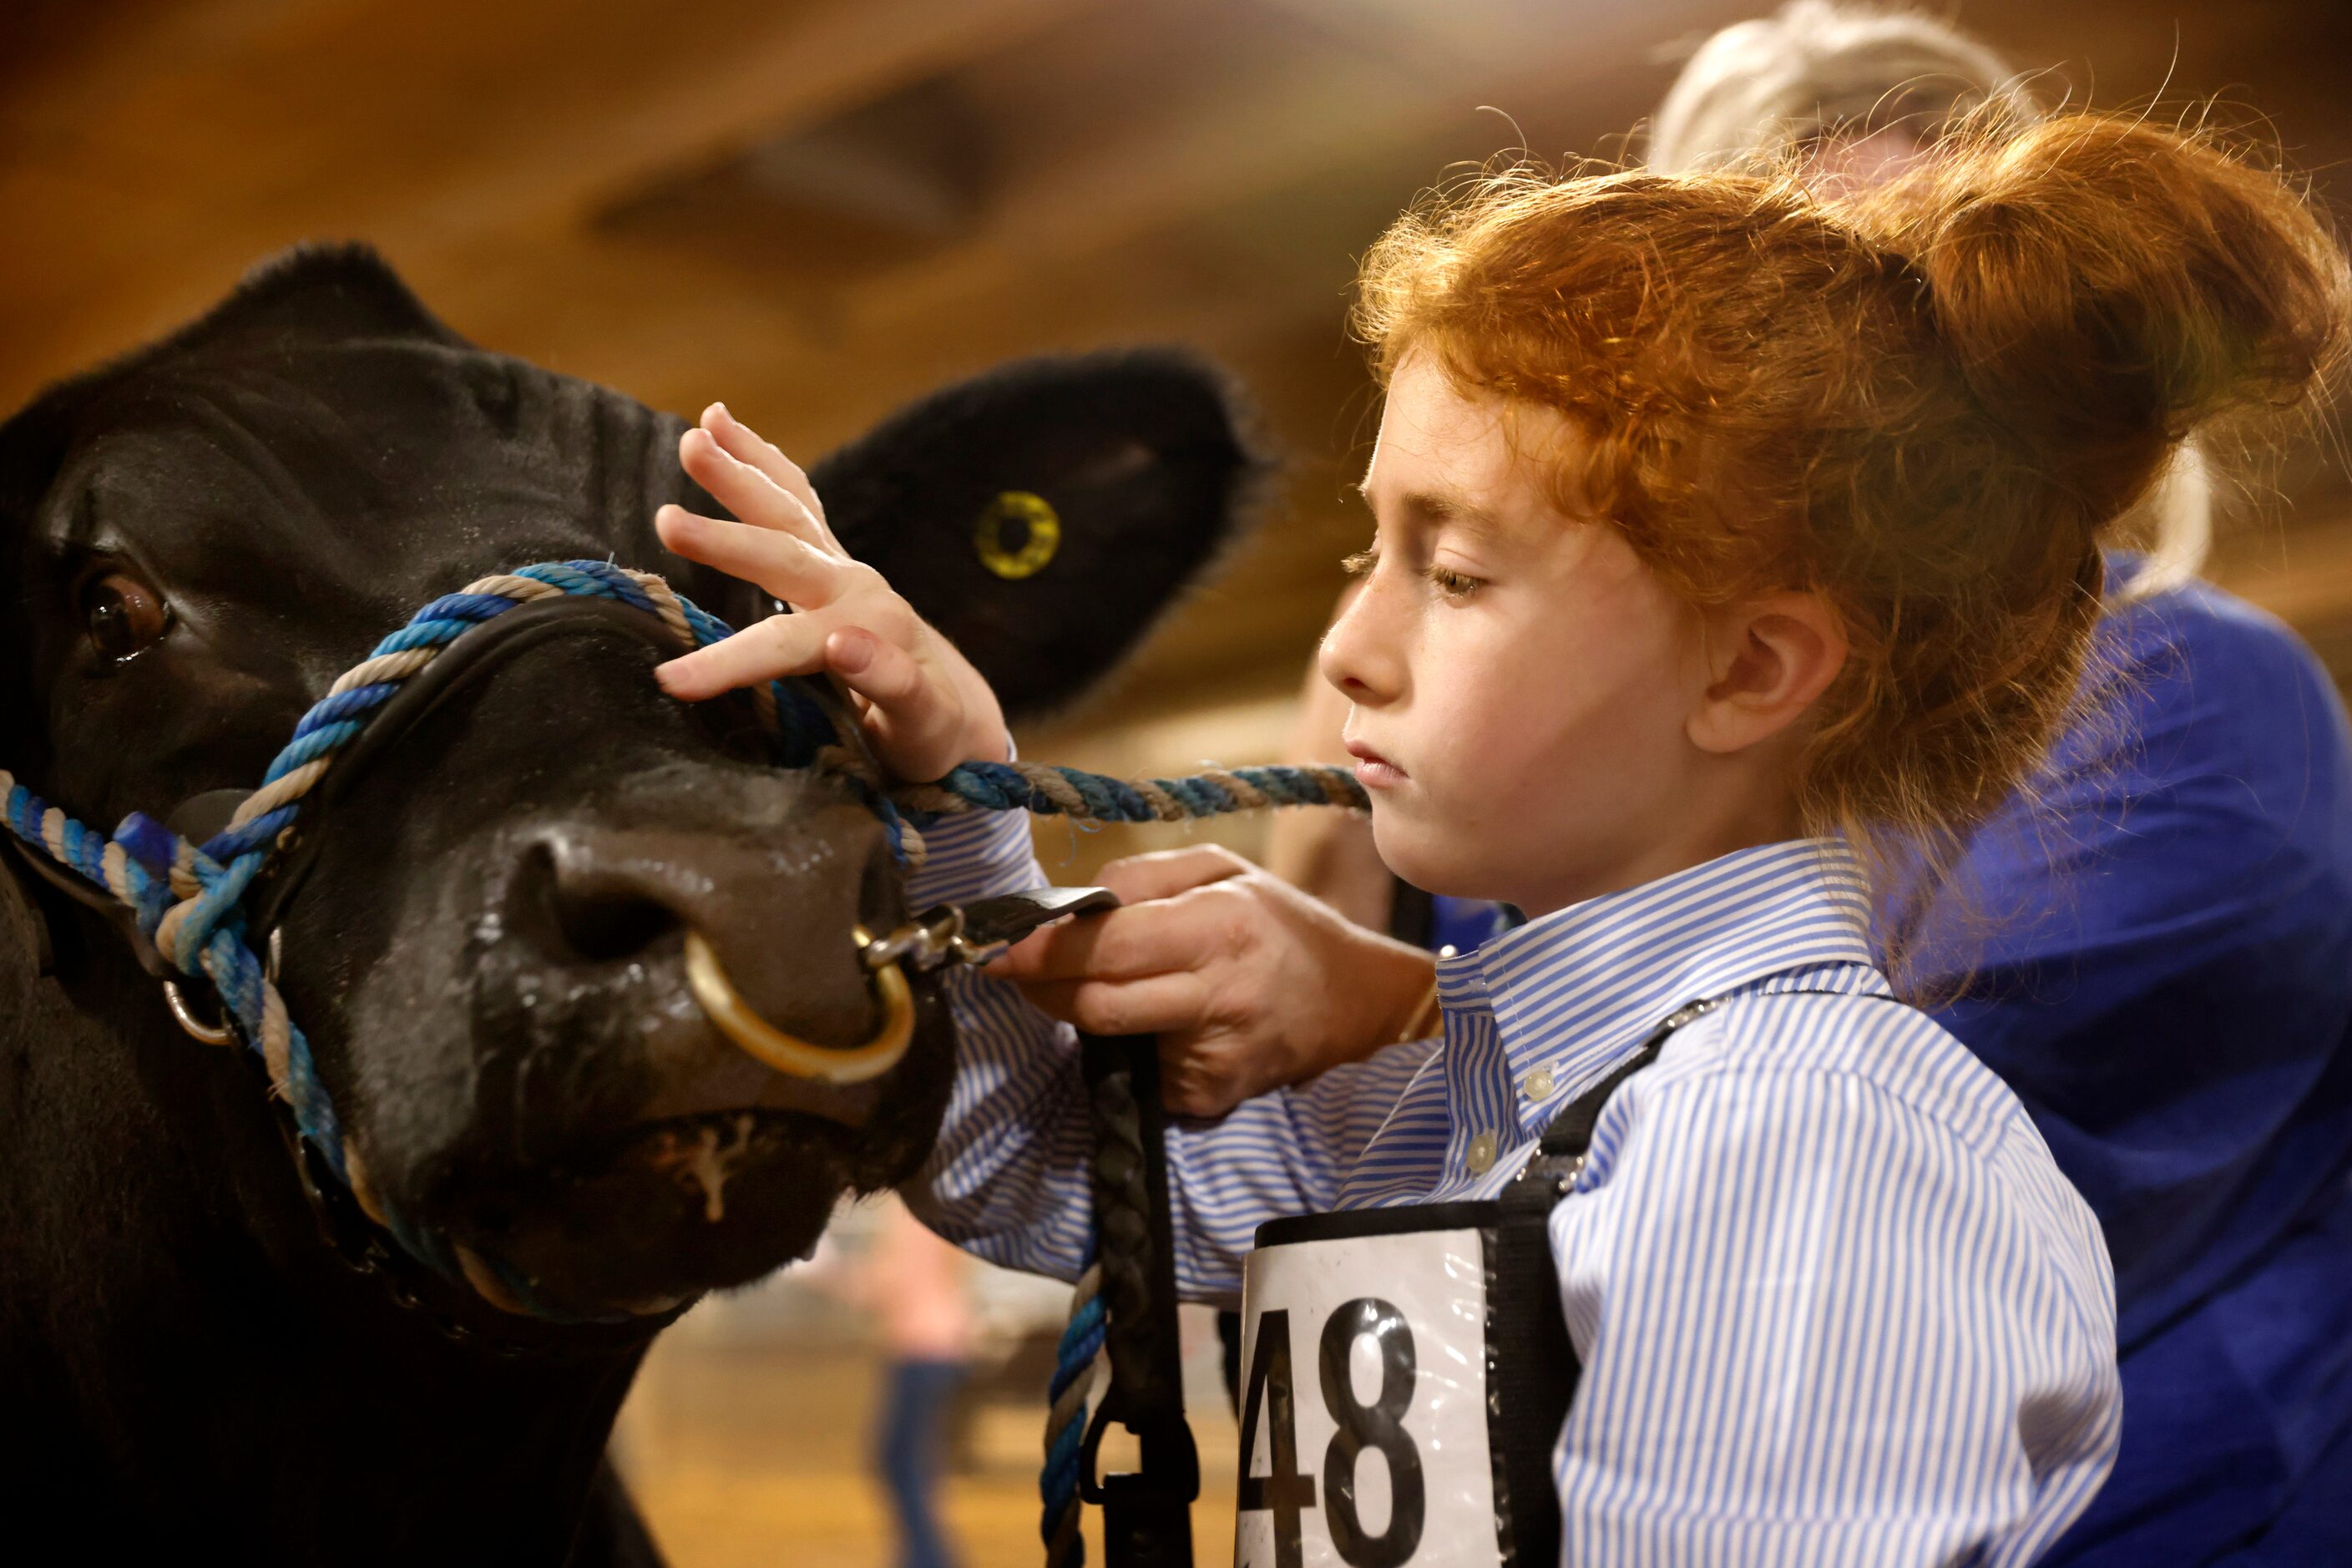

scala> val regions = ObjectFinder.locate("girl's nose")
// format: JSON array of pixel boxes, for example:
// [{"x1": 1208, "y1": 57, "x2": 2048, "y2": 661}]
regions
[{"x1": 1318, "y1": 577, "x2": 1402, "y2": 705}]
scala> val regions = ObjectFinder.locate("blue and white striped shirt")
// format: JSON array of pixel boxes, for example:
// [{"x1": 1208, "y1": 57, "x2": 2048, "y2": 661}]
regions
[{"x1": 907, "y1": 810, "x2": 2121, "y2": 1565}]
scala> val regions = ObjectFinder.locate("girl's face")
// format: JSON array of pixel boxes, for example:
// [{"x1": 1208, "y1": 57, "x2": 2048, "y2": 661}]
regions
[{"x1": 1323, "y1": 356, "x2": 1747, "y2": 917}]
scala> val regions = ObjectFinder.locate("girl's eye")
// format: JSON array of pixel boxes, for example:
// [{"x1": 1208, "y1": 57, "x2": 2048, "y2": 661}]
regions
[
  {"x1": 1341, "y1": 549, "x2": 1378, "y2": 579},
  {"x1": 80, "y1": 570, "x2": 171, "y2": 662},
  {"x1": 1424, "y1": 565, "x2": 1485, "y2": 600}
]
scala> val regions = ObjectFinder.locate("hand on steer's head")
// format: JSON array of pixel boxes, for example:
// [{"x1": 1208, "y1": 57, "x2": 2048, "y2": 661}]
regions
[{"x1": 653, "y1": 402, "x2": 1010, "y2": 784}]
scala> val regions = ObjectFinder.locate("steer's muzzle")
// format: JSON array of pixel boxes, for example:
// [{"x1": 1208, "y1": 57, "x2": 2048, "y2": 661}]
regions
[
  {"x1": 410, "y1": 789, "x2": 954, "y2": 1318},
  {"x1": 507, "y1": 809, "x2": 907, "y2": 1132}
]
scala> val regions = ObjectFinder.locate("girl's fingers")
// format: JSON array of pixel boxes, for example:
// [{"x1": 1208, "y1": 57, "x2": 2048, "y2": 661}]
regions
[
  {"x1": 825, "y1": 628, "x2": 962, "y2": 777},
  {"x1": 655, "y1": 504, "x2": 846, "y2": 608},
  {"x1": 701, "y1": 405, "x2": 845, "y2": 555},
  {"x1": 677, "y1": 427, "x2": 829, "y2": 546},
  {"x1": 824, "y1": 627, "x2": 927, "y2": 709},
  {"x1": 655, "y1": 609, "x2": 832, "y2": 701}
]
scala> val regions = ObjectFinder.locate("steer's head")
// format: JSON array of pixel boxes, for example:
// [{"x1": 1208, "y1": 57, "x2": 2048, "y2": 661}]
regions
[{"x1": 0, "y1": 245, "x2": 1259, "y2": 1322}]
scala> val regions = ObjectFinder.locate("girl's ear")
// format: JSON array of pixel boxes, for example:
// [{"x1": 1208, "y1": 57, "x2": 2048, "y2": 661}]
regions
[{"x1": 1686, "y1": 592, "x2": 1849, "y2": 756}]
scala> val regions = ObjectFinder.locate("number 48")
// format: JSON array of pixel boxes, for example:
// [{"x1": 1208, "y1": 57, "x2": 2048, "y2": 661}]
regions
[{"x1": 1237, "y1": 1299, "x2": 1426, "y2": 1568}]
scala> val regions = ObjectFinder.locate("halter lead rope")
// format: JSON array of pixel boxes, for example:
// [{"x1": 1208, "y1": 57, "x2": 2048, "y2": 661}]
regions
[{"x1": 1, "y1": 559, "x2": 1365, "y2": 1300}]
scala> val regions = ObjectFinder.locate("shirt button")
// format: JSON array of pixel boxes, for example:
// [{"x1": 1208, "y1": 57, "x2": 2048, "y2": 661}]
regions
[
  {"x1": 1522, "y1": 1067, "x2": 1555, "y2": 1100},
  {"x1": 1466, "y1": 1130, "x2": 1498, "y2": 1174},
  {"x1": 1438, "y1": 945, "x2": 1459, "y2": 959}
]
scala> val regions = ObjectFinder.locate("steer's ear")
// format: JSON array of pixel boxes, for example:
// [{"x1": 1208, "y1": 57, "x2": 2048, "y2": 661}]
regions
[
  {"x1": 811, "y1": 350, "x2": 1270, "y2": 723},
  {"x1": 155, "y1": 242, "x2": 468, "y2": 360}
]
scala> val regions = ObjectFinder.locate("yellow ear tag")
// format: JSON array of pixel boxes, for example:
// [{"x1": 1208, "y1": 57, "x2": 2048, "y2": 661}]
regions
[{"x1": 973, "y1": 491, "x2": 1061, "y2": 580}]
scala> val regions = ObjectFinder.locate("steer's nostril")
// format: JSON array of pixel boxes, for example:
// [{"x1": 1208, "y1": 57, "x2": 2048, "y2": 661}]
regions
[
  {"x1": 553, "y1": 885, "x2": 681, "y2": 964},
  {"x1": 532, "y1": 845, "x2": 685, "y2": 964},
  {"x1": 508, "y1": 815, "x2": 888, "y2": 1061}
]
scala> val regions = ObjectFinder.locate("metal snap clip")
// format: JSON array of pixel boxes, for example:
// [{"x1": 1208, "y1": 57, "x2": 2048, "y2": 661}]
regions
[{"x1": 163, "y1": 977, "x2": 235, "y2": 1046}]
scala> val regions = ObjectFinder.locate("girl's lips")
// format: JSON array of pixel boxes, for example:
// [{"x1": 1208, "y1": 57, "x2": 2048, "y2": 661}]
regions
[{"x1": 1345, "y1": 740, "x2": 1407, "y2": 790}]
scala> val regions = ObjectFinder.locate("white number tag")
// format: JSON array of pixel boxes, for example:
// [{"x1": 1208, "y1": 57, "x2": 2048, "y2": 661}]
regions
[{"x1": 1236, "y1": 1227, "x2": 1499, "y2": 1568}]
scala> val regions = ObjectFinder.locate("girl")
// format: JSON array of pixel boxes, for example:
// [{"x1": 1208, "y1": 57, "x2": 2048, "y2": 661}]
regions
[{"x1": 650, "y1": 114, "x2": 2346, "y2": 1562}]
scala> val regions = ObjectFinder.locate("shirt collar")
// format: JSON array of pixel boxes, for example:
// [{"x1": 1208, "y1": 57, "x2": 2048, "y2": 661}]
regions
[{"x1": 1436, "y1": 837, "x2": 1881, "y2": 1091}]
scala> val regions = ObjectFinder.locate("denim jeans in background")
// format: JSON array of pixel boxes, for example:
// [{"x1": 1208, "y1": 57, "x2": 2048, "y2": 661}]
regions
[{"x1": 876, "y1": 1357, "x2": 968, "y2": 1568}]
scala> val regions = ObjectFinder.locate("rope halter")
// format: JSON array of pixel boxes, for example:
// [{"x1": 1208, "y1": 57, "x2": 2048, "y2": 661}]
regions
[{"x1": 2, "y1": 558, "x2": 1367, "y2": 1295}]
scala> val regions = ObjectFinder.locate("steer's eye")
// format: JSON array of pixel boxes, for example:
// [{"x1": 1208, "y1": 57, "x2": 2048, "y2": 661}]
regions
[{"x1": 80, "y1": 570, "x2": 172, "y2": 662}]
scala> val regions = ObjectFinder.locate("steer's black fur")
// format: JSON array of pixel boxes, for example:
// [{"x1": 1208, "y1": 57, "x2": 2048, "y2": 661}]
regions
[{"x1": 0, "y1": 245, "x2": 1264, "y2": 1562}]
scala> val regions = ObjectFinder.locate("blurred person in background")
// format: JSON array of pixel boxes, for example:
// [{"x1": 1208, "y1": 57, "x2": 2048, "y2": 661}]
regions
[
  {"x1": 869, "y1": 1200, "x2": 974, "y2": 1568},
  {"x1": 809, "y1": 1197, "x2": 976, "y2": 1568},
  {"x1": 999, "y1": 6, "x2": 2352, "y2": 1564}
]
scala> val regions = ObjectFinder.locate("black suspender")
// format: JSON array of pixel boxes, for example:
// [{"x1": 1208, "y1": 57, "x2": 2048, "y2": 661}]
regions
[{"x1": 1508, "y1": 995, "x2": 1729, "y2": 1206}]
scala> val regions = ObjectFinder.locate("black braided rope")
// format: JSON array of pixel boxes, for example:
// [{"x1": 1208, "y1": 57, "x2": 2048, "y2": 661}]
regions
[
  {"x1": 1076, "y1": 1032, "x2": 1196, "y2": 1568},
  {"x1": 1084, "y1": 1043, "x2": 1176, "y2": 1422}
]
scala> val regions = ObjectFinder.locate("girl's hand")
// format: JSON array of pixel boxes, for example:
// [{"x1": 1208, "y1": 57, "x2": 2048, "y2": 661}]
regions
[
  {"x1": 989, "y1": 844, "x2": 1440, "y2": 1118},
  {"x1": 652, "y1": 402, "x2": 1009, "y2": 782}
]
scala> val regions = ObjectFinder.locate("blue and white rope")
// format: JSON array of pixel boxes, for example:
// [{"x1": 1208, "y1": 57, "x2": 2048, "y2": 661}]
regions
[
  {"x1": 903, "y1": 758, "x2": 1363, "y2": 825},
  {"x1": 1042, "y1": 1262, "x2": 1105, "y2": 1568}
]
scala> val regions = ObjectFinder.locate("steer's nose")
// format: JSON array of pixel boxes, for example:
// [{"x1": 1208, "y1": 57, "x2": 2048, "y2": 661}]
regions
[{"x1": 513, "y1": 809, "x2": 900, "y2": 1075}]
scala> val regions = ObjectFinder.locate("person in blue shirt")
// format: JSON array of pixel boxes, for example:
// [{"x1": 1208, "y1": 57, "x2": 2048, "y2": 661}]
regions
[{"x1": 1903, "y1": 559, "x2": 2352, "y2": 1565}]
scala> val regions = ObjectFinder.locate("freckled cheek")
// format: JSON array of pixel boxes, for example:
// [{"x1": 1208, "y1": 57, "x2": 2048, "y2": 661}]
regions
[
  {"x1": 1423, "y1": 690, "x2": 1534, "y2": 795},
  {"x1": 1383, "y1": 621, "x2": 1545, "y2": 806}
]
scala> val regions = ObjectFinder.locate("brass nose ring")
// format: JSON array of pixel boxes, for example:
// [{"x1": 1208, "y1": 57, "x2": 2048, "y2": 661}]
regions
[{"x1": 684, "y1": 925, "x2": 914, "y2": 1085}]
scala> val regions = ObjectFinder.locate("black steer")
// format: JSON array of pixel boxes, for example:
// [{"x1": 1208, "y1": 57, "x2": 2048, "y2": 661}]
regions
[{"x1": 0, "y1": 245, "x2": 1261, "y2": 1563}]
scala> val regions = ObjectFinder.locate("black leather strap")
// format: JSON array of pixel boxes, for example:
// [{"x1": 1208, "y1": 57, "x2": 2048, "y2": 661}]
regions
[
  {"x1": 1507, "y1": 996, "x2": 1744, "y2": 1206},
  {"x1": 3, "y1": 834, "x2": 159, "y2": 977},
  {"x1": 1478, "y1": 1001, "x2": 1711, "y2": 1563}
]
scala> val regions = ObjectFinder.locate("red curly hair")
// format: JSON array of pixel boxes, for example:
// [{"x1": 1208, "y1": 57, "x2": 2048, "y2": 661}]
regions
[{"x1": 1353, "y1": 113, "x2": 2347, "y2": 974}]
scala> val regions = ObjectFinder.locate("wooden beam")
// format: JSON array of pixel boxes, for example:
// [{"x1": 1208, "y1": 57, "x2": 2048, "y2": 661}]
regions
[
  {"x1": 0, "y1": 0, "x2": 1090, "y2": 407},
  {"x1": 834, "y1": 0, "x2": 1749, "y2": 337}
]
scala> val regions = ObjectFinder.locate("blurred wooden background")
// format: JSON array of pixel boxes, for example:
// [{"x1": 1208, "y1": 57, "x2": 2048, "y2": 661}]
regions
[
  {"x1": 8, "y1": 5, "x2": 2349, "y2": 883},
  {"x1": 6, "y1": 4, "x2": 2350, "y2": 1560}
]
